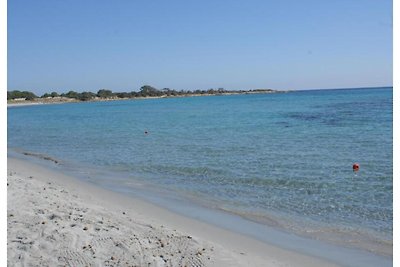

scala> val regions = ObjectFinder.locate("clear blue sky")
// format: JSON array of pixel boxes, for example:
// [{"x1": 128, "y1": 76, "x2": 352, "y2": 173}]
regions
[{"x1": 8, "y1": 0, "x2": 392, "y2": 95}]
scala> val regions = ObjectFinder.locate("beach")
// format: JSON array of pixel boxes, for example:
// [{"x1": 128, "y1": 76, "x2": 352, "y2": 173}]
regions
[
  {"x1": 7, "y1": 88, "x2": 393, "y2": 266},
  {"x1": 7, "y1": 157, "x2": 341, "y2": 267}
]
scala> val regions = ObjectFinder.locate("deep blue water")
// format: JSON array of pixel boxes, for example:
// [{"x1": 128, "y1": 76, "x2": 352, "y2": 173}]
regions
[{"x1": 8, "y1": 87, "x2": 393, "y2": 255}]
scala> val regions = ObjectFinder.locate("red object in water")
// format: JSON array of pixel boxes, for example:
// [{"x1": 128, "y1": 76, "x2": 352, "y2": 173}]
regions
[{"x1": 353, "y1": 163, "x2": 360, "y2": 172}]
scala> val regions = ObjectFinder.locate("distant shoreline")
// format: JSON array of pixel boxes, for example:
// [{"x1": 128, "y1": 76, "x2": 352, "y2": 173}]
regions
[{"x1": 7, "y1": 89, "x2": 287, "y2": 107}]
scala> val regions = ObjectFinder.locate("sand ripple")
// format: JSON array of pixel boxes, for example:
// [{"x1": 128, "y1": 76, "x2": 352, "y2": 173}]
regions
[{"x1": 7, "y1": 171, "x2": 211, "y2": 266}]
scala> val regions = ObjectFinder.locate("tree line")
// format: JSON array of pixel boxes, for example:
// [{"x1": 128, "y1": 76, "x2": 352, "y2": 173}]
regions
[{"x1": 8, "y1": 85, "x2": 276, "y2": 101}]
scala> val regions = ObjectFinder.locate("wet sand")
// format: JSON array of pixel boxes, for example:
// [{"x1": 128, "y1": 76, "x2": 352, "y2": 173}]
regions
[{"x1": 7, "y1": 157, "x2": 339, "y2": 266}]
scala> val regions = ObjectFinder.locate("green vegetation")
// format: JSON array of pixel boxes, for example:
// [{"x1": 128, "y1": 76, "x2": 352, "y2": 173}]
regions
[
  {"x1": 8, "y1": 85, "x2": 278, "y2": 103},
  {"x1": 7, "y1": 90, "x2": 38, "y2": 100},
  {"x1": 80, "y1": 91, "x2": 97, "y2": 101},
  {"x1": 41, "y1": 92, "x2": 60, "y2": 98},
  {"x1": 97, "y1": 89, "x2": 114, "y2": 98},
  {"x1": 51, "y1": 92, "x2": 59, "y2": 97}
]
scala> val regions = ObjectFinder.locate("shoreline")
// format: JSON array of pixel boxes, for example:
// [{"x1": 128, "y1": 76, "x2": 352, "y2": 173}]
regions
[
  {"x1": 7, "y1": 156, "x2": 392, "y2": 266},
  {"x1": 7, "y1": 90, "x2": 286, "y2": 108},
  {"x1": 9, "y1": 148, "x2": 392, "y2": 259},
  {"x1": 7, "y1": 156, "x2": 337, "y2": 266},
  {"x1": 8, "y1": 86, "x2": 390, "y2": 108}
]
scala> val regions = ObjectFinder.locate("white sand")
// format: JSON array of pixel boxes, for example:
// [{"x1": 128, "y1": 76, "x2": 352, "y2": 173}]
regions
[{"x1": 7, "y1": 157, "x2": 338, "y2": 266}]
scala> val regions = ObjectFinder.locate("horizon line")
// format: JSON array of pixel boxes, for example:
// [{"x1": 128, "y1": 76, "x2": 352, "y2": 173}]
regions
[{"x1": 7, "y1": 85, "x2": 393, "y2": 94}]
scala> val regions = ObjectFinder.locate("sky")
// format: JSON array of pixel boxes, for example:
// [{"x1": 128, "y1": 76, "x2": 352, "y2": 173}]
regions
[
  {"x1": 7, "y1": 0, "x2": 393, "y2": 95},
  {"x1": 0, "y1": 2, "x2": 398, "y2": 264}
]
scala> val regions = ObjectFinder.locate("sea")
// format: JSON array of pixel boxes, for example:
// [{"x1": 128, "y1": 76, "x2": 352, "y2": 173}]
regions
[{"x1": 8, "y1": 87, "x2": 393, "y2": 265}]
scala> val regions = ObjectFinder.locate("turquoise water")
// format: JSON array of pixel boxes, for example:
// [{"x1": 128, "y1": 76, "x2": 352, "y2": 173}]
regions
[{"x1": 8, "y1": 87, "x2": 393, "y2": 255}]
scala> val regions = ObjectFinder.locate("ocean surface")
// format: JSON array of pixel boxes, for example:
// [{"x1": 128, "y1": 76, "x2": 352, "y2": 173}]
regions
[{"x1": 8, "y1": 87, "x2": 393, "y2": 259}]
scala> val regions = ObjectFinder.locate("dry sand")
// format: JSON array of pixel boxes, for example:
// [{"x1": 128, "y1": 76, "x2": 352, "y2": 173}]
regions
[{"x1": 7, "y1": 157, "x2": 338, "y2": 266}]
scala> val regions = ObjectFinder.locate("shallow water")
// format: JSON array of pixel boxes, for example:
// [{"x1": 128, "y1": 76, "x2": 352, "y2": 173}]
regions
[{"x1": 8, "y1": 87, "x2": 393, "y2": 256}]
